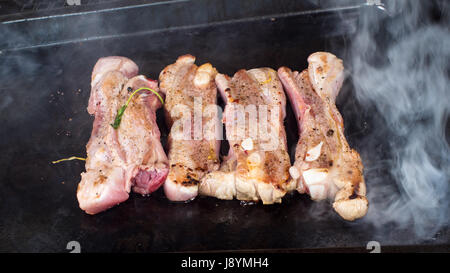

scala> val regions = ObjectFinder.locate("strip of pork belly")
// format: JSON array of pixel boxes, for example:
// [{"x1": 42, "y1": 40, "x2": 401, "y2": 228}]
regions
[
  {"x1": 159, "y1": 55, "x2": 220, "y2": 201},
  {"x1": 199, "y1": 68, "x2": 291, "y2": 204},
  {"x1": 77, "y1": 57, "x2": 168, "y2": 214},
  {"x1": 277, "y1": 52, "x2": 368, "y2": 220}
]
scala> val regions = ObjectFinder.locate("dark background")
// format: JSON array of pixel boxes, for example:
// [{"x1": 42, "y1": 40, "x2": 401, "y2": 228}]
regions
[{"x1": 0, "y1": 0, "x2": 448, "y2": 252}]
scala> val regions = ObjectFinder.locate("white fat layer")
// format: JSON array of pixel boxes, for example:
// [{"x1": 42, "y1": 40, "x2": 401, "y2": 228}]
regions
[
  {"x1": 92, "y1": 73, "x2": 103, "y2": 88},
  {"x1": 92, "y1": 147, "x2": 108, "y2": 166},
  {"x1": 289, "y1": 166, "x2": 300, "y2": 180},
  {"x1": 309, "y1": 184, "x2": 327, "y2": 200},
  {"x1": 193, "y1": 72, "x2": 211, "y2": 88},
  {"x1": 241, "y1": 138, "x2": 254, "y2": 151},
  {"x1": 247, "y1": 152, "x2": 261, "y2": 165},
  {"x1": 203, "y1": 172, "x2": 236, "y2": 200},
  {"x1": 305, "y1": 141, "x2": 323, "y2": 162},
  {"x1": 180, "y1": 184, "x2": 198, "y2": 194},
  {"x1": 302, "y1": 168, "x2": 329, "y2": 186}
]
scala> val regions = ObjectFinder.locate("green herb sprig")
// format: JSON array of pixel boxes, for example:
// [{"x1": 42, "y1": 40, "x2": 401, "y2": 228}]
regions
[{"x1": 111, "y1": 87, "x2": 164, "y2": 129}]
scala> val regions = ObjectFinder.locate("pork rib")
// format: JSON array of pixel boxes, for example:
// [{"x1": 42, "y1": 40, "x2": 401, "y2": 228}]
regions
[
  {"x1": 277, "y1": 52, "x2": 368, "y2": 220},
  {"x1": 159, "y1": 55, "x2": 220, "y2": 201},
  {"x1": 77, "y1": 56, "x2": 168, "y2": 214},
  {"x1": 199, "y1": 68, "x2": 291, "y2": 204}
]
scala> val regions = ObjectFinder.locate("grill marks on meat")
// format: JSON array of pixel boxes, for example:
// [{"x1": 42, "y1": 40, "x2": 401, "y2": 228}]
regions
[
  {"x1": 199, "y1": 68, "x2": 291, "y2": 204},
  {"x1": 77, "y1": 57, "x2": 168, "y2": 214},
  {"x1": 278, "y1": 52, "x2": 368, "y2": 220},
  {"x1": 159, "y1": 55, "x2": 220, "y2": 201}
]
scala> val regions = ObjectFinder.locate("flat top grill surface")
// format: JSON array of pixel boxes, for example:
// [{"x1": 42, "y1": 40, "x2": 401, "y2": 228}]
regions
[{"x1": 0, "y1": 0, "x2": 448, "y2": 252}]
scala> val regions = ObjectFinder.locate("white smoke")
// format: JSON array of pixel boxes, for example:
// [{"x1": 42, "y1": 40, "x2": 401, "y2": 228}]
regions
[{"x1": 346, "y1": 0, "x2": 449, "y2": 237}]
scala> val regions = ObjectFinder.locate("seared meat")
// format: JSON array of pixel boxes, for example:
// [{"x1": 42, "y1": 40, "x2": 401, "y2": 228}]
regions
[
  {"x1": 159, "y1": 55, "x2": 220, "y2": 201},
  {"x1": 199, "y1": 68, "x2": 291, "y2": 204},
  {"x1": 278, "y1": 52, "x2": 368, "y2": 220},
  {"x1": 88, "y1": 56, "x2": 139, "y2": 115},
  {"x1": 77, "y1": 57, "x2": 168, "y2": 214},
  {"x1": 117, "y1": 76, "x2": 169, "y2": 195}
]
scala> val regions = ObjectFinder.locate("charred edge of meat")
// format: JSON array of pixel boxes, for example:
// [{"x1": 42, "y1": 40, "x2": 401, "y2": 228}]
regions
[
  {"x1": 181, "y1": 175, "x2": 199, "y2": 186},
  {"x1": 93, "y1": 175, "x2": 107, "y2": 186},
  {"x1": 349, "y1": 183, "x2": 360, "y2": 199}
]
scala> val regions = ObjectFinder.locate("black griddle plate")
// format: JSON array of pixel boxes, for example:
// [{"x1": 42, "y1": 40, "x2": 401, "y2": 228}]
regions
[{"x1": 0, "y1": 0, "x2": 448, "y2": 252}]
